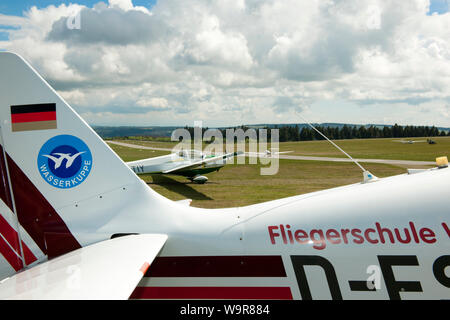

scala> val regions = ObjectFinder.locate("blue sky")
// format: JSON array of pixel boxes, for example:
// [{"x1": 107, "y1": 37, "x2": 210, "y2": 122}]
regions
[
  {"x1": 0, "y1": 0, "x2": 157, "y2": 16},
  {"x1": 0, "y1": 0, "x2": 157, "y2": 41},
  {"x1": 428, "y1": 0, "x2": 449, "y2": 14},
  {"x1": 0, "y1": 0, "x2": 447, "y2": 17},
  {"x1": 0, "y1": 25, "x2": 18, "y2": 41}
]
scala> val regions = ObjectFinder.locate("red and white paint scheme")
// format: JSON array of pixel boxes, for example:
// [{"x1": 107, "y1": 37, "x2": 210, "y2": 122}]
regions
[{"x1": 0, "y1": 52, "x2": 448, "y2": 300}]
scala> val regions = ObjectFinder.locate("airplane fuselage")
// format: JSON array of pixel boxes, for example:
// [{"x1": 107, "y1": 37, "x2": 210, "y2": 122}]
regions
[
  {"x1": 127, "y1": 153, "x2": 225, "y2": 178},
  {"x1": 104, "y1": 167, "x2": 450, "y2": 300},
  {"x1": 0, "y1": 52, "x2": 448, "y2": 300}
]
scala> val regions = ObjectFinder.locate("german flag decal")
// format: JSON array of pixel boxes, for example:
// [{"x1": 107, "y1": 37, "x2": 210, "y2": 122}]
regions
[{"x1": 11, "y1": 103, "x2": 57, "y2": 132}]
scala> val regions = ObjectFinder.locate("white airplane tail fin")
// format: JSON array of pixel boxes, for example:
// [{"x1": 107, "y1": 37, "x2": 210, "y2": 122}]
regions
[{"x1": 0, "y1": 52, "x2": 144, "y2": 267}]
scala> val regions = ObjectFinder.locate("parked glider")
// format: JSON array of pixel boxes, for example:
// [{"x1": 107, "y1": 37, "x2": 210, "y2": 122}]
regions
[
  {"x1": 393, "y1": 139, "x2": 427, "y2": 144},
  {"x1": 127, "y1": 149, "x2": 242, "y2": 184},
  {"x1": 0, "y1": 52, "x2": 449, "y2": 300},
  {"x1": 246, "y1": 149, "x2": 293, "y2": 157}
]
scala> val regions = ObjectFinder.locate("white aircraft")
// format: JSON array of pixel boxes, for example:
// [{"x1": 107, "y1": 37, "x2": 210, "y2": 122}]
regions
[
  {"x1": 393, "y1": 139, "x2": 427, "y2": 144},
  {"x1": 246, "y1": 149, "x2": 293, "y2": 158},
  {"x1": 127, "y1": 149, "x2": 242, "y2": 184},
  {"x1": 0, "y1": 52, "x2": 449, "y2": 300}
]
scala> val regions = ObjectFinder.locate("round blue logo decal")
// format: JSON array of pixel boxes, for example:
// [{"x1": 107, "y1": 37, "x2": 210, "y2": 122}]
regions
[{"x1": 37, "y1": 135, "x2": 93, "y2": 189}]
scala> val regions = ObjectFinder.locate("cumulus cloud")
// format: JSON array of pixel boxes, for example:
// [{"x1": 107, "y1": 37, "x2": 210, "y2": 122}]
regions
[
  {"x1": 136, "y1": 97, "x2": 169, "y2": 109},
  {"x1": 1, "y1": 0, "x2": 450, "y2": 127},
  {"x1": 47, "y1": 3, "x2": 167, "y2": 45}
]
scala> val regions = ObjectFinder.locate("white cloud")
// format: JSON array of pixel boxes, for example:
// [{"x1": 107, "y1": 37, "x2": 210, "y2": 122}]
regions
[
  {"x1": 180, "y1": 14, "x2": 253, "y2": 69},
  {"x1": 1, "y1": 0, "x2": 449, "y2": 127},
  {"x1": 136, "y1": 97, "x2": 169, "y2": 109}
]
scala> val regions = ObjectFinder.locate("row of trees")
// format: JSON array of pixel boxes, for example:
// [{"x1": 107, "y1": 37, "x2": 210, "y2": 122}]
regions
[
  {"x1": 276, "y1": 124, "x2": 446, "y2": 142},
  {"x1": 182, "y1": 124, "x2": 448, "y2": 143}
]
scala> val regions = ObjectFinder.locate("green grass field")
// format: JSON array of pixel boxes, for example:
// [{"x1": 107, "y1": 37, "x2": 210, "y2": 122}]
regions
[
  {"x1": 279, "y1": 136, "x2": 450, "y2": 161},
  {"x1": 108, "y1": 143, "x2": 170, "y2": 161},
  {"x1": 110, "y1": 136, "x2": 450, "y2": 161},
  {"x1": 107, "y1": 137, "x2": 441, "y2": 208}
]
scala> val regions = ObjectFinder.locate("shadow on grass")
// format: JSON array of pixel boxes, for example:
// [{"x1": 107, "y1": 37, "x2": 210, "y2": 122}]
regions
[{"x1": 148, "y1": 174, "x2": 213, "y2": 201}]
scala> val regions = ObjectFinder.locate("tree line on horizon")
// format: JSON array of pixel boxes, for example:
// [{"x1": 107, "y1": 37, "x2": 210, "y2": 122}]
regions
[{"x1": 183, "y1": 123, "x2": 448, "y2": 143}]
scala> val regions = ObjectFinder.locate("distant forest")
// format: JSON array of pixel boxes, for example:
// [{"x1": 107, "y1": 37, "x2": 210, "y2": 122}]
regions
[{"x1": 183, "y1": 124, "x2": 448, "y2": 143}]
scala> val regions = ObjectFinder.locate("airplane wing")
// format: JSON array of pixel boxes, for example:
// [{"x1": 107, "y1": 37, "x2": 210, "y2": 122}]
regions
[
  {"x1": 246, "y1": 150, "x2": 293, "y2": 157},
  {"x1": 0, "y1": 234, "x2": 167, "y2": 300},
  {"x1": 162, "y1": 151, "x2": 243, "y2": 174}
]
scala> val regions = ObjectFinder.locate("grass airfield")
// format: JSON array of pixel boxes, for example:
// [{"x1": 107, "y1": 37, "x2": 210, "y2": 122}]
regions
[{"x1": 107, "y1": 136, "x2": 449, "y2": 209}]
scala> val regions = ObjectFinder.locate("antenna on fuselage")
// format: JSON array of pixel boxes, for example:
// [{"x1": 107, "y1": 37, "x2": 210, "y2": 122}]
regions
[{"x1": 296, "y1": 111, "x2": 378, "y2": 183}]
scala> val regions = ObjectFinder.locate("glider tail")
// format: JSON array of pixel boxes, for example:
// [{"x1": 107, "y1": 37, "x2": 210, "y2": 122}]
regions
[{"x1": 0, "y1": 52, "x2": 147, "y2": 277}]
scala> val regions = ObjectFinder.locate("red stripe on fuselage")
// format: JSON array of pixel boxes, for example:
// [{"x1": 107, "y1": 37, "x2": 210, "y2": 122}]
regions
[
  {"x1": 130, "y1": 286, "x2": 293, "y2": 300},
  {"x1": 5, "y1": 152, "x2": 81, "y2": 259},
  {"x1": 0, "y1": 215, "x2": 20, "y2": 256},
  {"x1": 0, "y1": 146, "x2": 13, "y2": 211},
  {"x1": 133, "y1": 256, "x2": 292, "y2": 300},
  {"x1": 146, "y1": 256, "x2": 287, "y2": 278},
  {"x1": 0, "y1": 214, "x2": 37, "y2": 265},
  {"x1": 0, "y1": 235, "x2": 22, "y2": 271}
]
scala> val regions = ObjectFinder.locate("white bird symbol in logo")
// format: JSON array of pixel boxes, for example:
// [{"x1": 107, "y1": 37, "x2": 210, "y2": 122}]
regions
[{"x1": 42, "y1": 152, "x2": 86, "y2": 169}]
